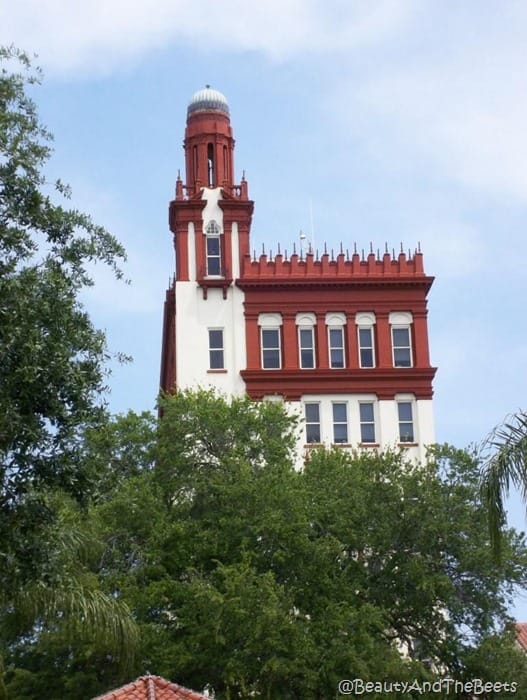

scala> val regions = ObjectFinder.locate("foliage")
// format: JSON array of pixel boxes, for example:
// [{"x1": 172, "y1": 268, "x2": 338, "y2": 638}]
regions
[
  {"x1": 12, "y1": 395, "x2": 526, "y2": 699},
  {"x1": 0, "y1": 45, "x2": 136, "y2": 695},
  {"x1": 481, "y1": 411, "x2": 527, "y2": 559}
]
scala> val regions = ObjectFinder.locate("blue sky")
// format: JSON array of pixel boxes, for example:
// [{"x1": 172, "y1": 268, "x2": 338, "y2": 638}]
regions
[{"x1": 3, "y1": 1, "x2": 527, "y2": 618}]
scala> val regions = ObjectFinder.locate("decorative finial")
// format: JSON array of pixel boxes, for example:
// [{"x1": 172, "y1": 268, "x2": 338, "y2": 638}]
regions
[{"x1": 205, "y1": 83, "x2": 211, "y2": 88}]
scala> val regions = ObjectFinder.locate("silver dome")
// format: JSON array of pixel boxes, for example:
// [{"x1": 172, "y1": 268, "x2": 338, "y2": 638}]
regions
[{"x1": 187, "y1": 86, "x2": 229, "y2": 117}]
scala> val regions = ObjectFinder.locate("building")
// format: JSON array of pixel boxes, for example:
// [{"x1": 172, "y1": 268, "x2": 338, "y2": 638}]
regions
[
  {"x1": 93, "y1": 675, "x2": 209, "y2": 700},
  {"x1": 160, "y1": 87, "x2": 436, "y2": 461}
]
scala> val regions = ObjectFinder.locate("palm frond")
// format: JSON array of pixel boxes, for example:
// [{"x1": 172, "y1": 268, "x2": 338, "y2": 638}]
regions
[
  {"x1": 9, "y1": 584, "x2": 138, "y2": 672},
  {"x1": 481, "y1": 411, "x2": 527, "y2": 559}
]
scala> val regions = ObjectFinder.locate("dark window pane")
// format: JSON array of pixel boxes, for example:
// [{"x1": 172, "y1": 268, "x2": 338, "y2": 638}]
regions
[
  {"x1": 329, "y1": 328, "x2": 343, "y2": 347},
  {"x1": 306, "y1": 424, "x2": 321, "y2": 443},
  {"x1": 330, "y1": 348, "x2": 344, "y2": 368},
  {"x1": 209, "y1": 349, "x2": 224, "y2": 369},
  {"x1": 360, "y1": 403, "x2": 374, "y2": 422},
  {"x1": 360, "y1": 423, "x2": 375, "y2": 443},
  {"x1": 207, "y1": 237, "x2": 220, "y2": 255},
  {"x1": 262, "y1": 329, "x2": 279, "y2": 349},
  {"x1": 399, "y1": 423, "x2": 414, "y2": 442},
  {"x1": 332, "y1": 403, "x2": 347, "y2": 422},
  {"x1": 333, "y1": 424, "x2": 348, "y2": 443},
  {"x1": 262, "y1": 349, "x2": 280, "y2": 368},
  {"x1": 359, "y1": 327, "x2": 372, "y2": 346},
  {"x1": 207, "y1": 257, "x2": 220, "y2": 275},
  {"x1": 398, "y1": 402, "x2": 412, "y2": 421},
  {"x1": 300, "y1": 328, "x2": 313, "y2": 346},
  {"x1": 394, "y1": 348, "x2": 411, "y2": 367},
  {"x1": 209, "y1": 330, "x2": 223, "y2": 349},
  {"x1": 301, "y1": 349, "x2": 314, "y2": 368},
  {"x1": 360, "y1": 348, "x2": 374, "y2": 367},
  {"x1": 392, "y1": 327, "x2": 409, "y2": 346},
  {"x1": 305, "y1": 404, "x2": 320, "y2": 422}
]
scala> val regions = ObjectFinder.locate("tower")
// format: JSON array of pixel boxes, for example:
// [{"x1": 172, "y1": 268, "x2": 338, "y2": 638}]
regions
[{"x1": 161, "y1": 88, "x2": 436, "y2": 461}]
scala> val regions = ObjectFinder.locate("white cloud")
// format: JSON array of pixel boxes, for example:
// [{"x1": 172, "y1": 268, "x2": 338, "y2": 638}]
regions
[
  {"x1": 0, "y1": 0, "x2": 414, "y2": 76},
  {"x1": 336, "y1": 5, "x2": 527, "y2": 203}
]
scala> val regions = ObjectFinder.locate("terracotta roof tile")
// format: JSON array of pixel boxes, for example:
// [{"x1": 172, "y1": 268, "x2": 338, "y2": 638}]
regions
[
  {"x1": 517, "y1": 622, "x2": 527, "y2": 652},
  {"x1": 93, "y1": 675, "x2": 209, "y2": 700}
]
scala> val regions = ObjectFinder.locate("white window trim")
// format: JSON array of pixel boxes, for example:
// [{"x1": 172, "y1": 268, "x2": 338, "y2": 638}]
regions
[
  {"x1": 359, "y1": 401, "x2": 376, "y2": 444},
  {"x1": 328, "y1": 325, "x2": 345, "y2": 369},
  {"x1": 304, "y1": 402, "x2": 321, "y2": 444},
  {"x1": 260, "y1": 327, "x2": 282, "y2": 370},
  {"x1": 332, "y1": 401, "x2": 349, "y2": 444},
  {"x1": 208, "y1": 328, "x2": 225, "y2": 370},
  {"x1": 298, "y1": 326, "x2": 316, "y2": 369},
  {"x1": 391, "y1": 325, "x2": 413, "y2": 368},
  {"x1": 205, "y1": 221, "x2": 222, "y2": 278},
  {"x1": 357, "y1": 325, "x2": 375, "y2": 368},
  {"x1": 397, "y1": 399, "x2": 416, "y2": 443}
]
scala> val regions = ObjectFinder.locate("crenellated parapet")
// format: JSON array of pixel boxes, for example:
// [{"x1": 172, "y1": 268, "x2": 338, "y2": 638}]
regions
[{"x1": 240, "y1": 244, "x2": 428, "y2": 282}]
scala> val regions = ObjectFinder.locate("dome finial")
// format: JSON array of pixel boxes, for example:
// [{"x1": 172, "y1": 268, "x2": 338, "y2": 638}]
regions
[{"x1": 188, "y1": 87, "x2": 229, "y2": 117}]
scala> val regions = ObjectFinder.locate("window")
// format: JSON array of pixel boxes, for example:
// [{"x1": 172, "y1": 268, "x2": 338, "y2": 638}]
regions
[
  {"x1": 205, "y1": 220, "x2": 221, "y2": 276},
  {"x1": 398, "y1": 402, "x2": 414, "y2": 442},
  {"x1": 389, "y1": 312, "x2": 413, "y2": 368},
  {"x1": 359, "y1": 403, "x2": 376, "y2": 443},
  {"x1": 296, "y1": 313, "x2": 316, "y2": 369},
  {"x1": 328, "y1": 327, "x2": 345, "y2": 368},
  {"x1": 332, "y1": 402, "x2": 348, "y2": 444},
  {"x1": 208, "y1": 329, "x2": 224, "y2": 369},
  {"x1": 392, "y1": 327, "x2": 412, "y2": 367},
  {"x1": 299, "y1": 327, "x2": 315, "y2": 368},
  {"x1": 261, "y1": 328, "x2": 281, "y2": 369},
  {"x1": 358, "y1": 327, "x2": 375, "y2": 368},
  {"x1": 356, "y1": 312, "x2": 376, "y2": 368},
  {"x1": 305, "y1": 403, "x2": 321, "y2": 443}
]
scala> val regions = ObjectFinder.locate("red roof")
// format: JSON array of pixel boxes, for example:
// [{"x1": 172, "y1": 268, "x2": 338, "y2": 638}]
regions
[
  {"x1": 516, "y1": 622, "x2": 527, "y2": 652},
  {"x1": 93, "y1": 675, "x2": 209, "y2": 700}
]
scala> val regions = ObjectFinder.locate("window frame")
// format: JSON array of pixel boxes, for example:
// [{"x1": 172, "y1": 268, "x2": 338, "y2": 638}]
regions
[
  {"x1": 357, "y1": 326, "x2": 375, "y2": 368},
  {"x1": 260, "y1": 327, "x2": 281, "y2": 369},
  {"x1": 304, "y1": 402, "x2": 321, "y2": 444},
  {"x1": 332, "y1": 402, "x2": 349, "y2": 444},
  {"x1": 397, "y1": 401, "x2": 415, "y2": 443},
  {"x1": 392, "y1": 326, "x2": 413, "y2": 368},
  {"x1": 359, "y1": 402, "x2": 376, "y2": 444},
  {"x1": 298, "y1": 326, "x2": 316, "y2": 369},
  {"x1": 208, "y1": 328, "x2": 224, "y2": 370},
  {"x1": 328, "y1": 326, "x2": 345, "y2": 369},
  {"x1": 205, "y1": 220, "x2": 222, "y2": 277}
]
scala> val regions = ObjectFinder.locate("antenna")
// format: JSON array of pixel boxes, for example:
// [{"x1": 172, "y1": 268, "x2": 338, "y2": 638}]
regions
[{"x1": 309, "y1": 198, "x2": 315, "y2": 251}]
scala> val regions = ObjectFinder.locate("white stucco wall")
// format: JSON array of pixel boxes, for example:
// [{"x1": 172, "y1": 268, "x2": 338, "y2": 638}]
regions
[{"x1": 175, "y1": 187, "x2": 247, "y2": 396}]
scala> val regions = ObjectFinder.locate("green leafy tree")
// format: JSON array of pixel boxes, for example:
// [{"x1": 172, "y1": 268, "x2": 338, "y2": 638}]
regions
[
  {"x1": 44, "y1": 394, "x2": 526, "y2": 700},
  {"x1": 0, "y1": 46, "x2": 137, "y2": 694}
]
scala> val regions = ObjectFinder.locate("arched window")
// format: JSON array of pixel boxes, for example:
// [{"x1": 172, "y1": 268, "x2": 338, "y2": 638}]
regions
[
  {"x1": 389, "y1": 312, "x2": 413, "y2": 368},
  {"x1": 356, "y1": 312, "x2": 376, "y2": 368},
  {"x1": 205, "y1": 220, "x2": 221, "y2": 276},
  {"x1": 326, "y1": 313, "x2": 346, "y2": 369}
]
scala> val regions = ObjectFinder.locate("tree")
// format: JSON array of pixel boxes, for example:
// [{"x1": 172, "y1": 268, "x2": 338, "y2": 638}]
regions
[
  {"x1": 0, "y1": 46, "x2": 137, "y2": 694},
  {"x1": 481, "y1": 411, "x2": 527, "y2": 558},
  {"x1": 29, "y1": 394, "x2": 524, "y2": 700}
]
